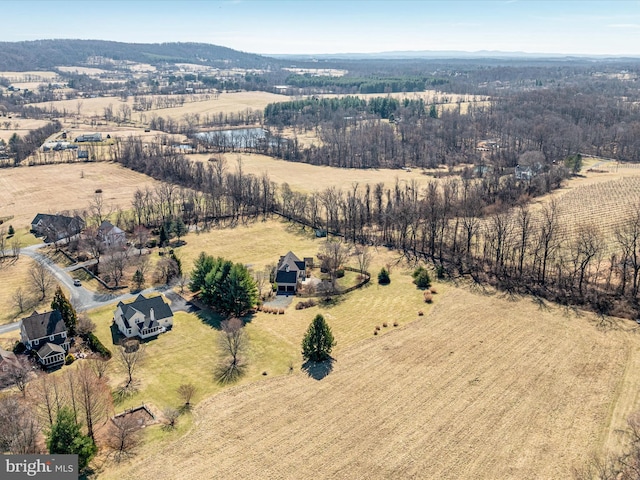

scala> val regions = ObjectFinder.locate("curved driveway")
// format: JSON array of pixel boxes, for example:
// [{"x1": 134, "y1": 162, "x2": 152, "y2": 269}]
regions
[{"x1": 1, "y1": 244, "x2": 189, "y2": 333}]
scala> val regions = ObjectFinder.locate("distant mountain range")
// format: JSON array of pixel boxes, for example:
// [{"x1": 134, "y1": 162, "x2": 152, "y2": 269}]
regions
[
  {"x1": 0, "y1": 39, "x2": 278, "y2": 71},
  {"x1": 271, "y1": 50, "x2": 640, "y2": 60}
]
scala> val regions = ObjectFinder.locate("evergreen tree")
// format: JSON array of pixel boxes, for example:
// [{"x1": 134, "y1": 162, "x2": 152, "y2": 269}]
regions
[
  {"x1": 195, "y1": 256, "x2": 258, "y2": 316},
  {"x1": 47, "y1": 407, "x2": 97, "y2": 471},
  {"x1": 51, "y1": 286, "x2": 77, "y2": 336},
  {"x1": 173, "y1": 218, "x2": 188, "y2": 242},
  {"x1": 429, "y1": 104, "x2": 438, "y2": 119},
  {"x1": 158, "y1": 224, "x2": 169, "y2": 247},
  {"x1": 7, "y1": 225, "x2": 14, "y2": 236},
  {"x1": 302, "y1": 314, "x2": 336, "y2": 362},
  {"x1": 378, "y1": 267, "x2": 391, "y2": 285},
  {"x1": 412, "y1": 266, "x2": 431, "y2": 289},
  {"x1": 132, "y1": 269, "x2": 145, "y2": 290},
  {"x1": 189, "y1": 252, "x2": 216, "y2": 291}
]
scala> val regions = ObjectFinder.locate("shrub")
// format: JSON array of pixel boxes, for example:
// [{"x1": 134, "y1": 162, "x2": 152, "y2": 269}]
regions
[
  {"x1": 424, "y1": 292, "x2": 433, "y2": 303},
  {"x1": 295, "y1": 299, "x2": 317, "y2": 310},
  {"x1": 412, "y1": 266, "x2": 431, "y2": 289},
  {"x1": 436, "y1": 264, "x2": 446, "y2": 279},
  {"x1": 336, "y1": 268, "x2": 345, "y2": 278},
  {"x1": 378, "y1": 267, "x2": 390, "y2": 285},
  {"x1": 373, "y1": 330, "x2": 378, "y2": 335},
  {"x1": 278, "y1": 308, "x2": 285, "y2": 315},
  {"x1": 418, "y1": 310, "x2": 424, "y2": 316},
  {"x1": 430, "y1": 287, "x2": 438, "y2": 294},
  {"x1": 86, "y1": 332, "x2": 112, "y2": 359},
  {"x1": 65, "y1": 354, "x2": 75, "y2": 365},
  {"x1": 382, "y1": 322, "x2": 388, "y2": 328},
  {"x1": 375, "y1": 325, "x2": 381, "y2": 331},
  {"x1": 393, "y1": 321, "x2": 399, "y2": 327},
  {"x1": 13, "y1": 341, "x2": 26, "y2": 354},
  {"x1": 7, "y1": 225, "x2": 14, "y2": 236}
]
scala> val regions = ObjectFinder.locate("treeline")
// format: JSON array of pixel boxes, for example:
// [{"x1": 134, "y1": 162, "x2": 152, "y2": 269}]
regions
[
  {"x1": 284, "y1": 74, "x2": 447, "y2": 94},
  {"x1": 2, "y1": 121, "x2": 61, "y2": 166},
  {"x1": 264, "y1": 95, "x2": 431, "y2": 124}
]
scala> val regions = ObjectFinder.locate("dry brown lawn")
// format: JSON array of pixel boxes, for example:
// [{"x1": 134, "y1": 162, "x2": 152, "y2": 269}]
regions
[
  {"x1": 0, "y1": 255, "x2": 56, "y2": 325},
  {"x1": 100, "y1": 286, "x2": 640, "y2": 480},
  {"x1": 0, "y1": 162, "x2": 161, "y2": 227}
]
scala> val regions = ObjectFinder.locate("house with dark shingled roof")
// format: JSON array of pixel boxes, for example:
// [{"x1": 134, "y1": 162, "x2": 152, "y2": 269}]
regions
[
  {"x1": 114, "y1": 294, "x2": 173, "y2": 340},
  {"x1": 275, "y1": 251, "x2": 307, "y2": 294},
  {"x1": 20, "y1": 310, "x2": 69, "y2": 367}
]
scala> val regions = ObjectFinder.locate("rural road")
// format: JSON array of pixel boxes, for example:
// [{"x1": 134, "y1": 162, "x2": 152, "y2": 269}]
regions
[{"x1": 2, "y1": 244, "x2": 195, "y2": 333}]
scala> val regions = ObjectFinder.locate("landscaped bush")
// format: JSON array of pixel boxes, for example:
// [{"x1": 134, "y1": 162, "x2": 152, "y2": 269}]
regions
[
  {"x1": 86, "y1": 332, "x2": 112, "y2": 359},
  {"x1": 295, "y1": 299, "x2": 317, "y2": 310},
  {"x1": 13, "y1": 341, "x2": 26, "y2": 354},
  {"x1": 424, "y1": 292, "x2": 433, "y2": 303},
  {"x1": 412, "y1": 266, "x2": 431, "y2": 289},
  {"x1": 430, "y1": 287, "x2": 438, "y2": 294},
  {"x1": 65, "y1": 354, "x2": 75, "y2": 365},
  {"x1": 336, "y1": 268, "x2": 345, "y2": 278},
  {"x1": 436, "y1": 264, "x2": 446, "y2": 279},
  {"x1": 378, "y1": 267, "x2": 390, "y2": 285}
]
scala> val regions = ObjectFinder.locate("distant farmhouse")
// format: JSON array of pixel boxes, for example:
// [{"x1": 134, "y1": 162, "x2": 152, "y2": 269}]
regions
[
  {"x1": 114, "y1": 294, "x2": 174, "y2": 340},
  {"x1": 275, "y1": 251, "x2": 309, "y2": 294},
  {"x1": 31, "y1": 213, "x2": 85, "y2": 244},
  {"x1": 74, "y1": 133, "x2": 102, "y2": 143},
  {"x1": 20, "y1": 310, "x2": 69, "y2": 367},
  {"x1": 97, "y1": 220, "x2": 126, "y2": 249}
]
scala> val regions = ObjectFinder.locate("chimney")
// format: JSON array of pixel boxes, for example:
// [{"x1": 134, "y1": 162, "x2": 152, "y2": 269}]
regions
[{"x1": 150, "y1": 308, "x2": 155, "y2": 321}]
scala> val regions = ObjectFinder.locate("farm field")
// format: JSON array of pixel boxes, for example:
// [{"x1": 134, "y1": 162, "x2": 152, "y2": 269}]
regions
[
  {"x1": 0, "y1": 162, "x2": 162, "y2": 227},
  {"x1": 0, "y1": 118, "x2": 53, "y2": 143},
  {"x1": 30, "y1": 90, "x2": 290, "y2": 121},
  {"x1": 100, "y1": 286, "x2": 639, "y2": 480},
  {"x1": 190, "y1": 152, "x2": 432, "y2": 192}
]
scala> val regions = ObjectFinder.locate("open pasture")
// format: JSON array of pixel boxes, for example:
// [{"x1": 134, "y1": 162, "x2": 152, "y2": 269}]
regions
[
  {"x1": 190, "y1": 152, "x2": 431, "y2": 193},
  {"x1": 0, "y1": 162, "x2": 161, "y2": 227},
  {"x1": 100, "y1": 286, "x2": 636, "y2": 480},
  {"x1": 0, "y1": 118, "x2": 53, "y2": 143}
]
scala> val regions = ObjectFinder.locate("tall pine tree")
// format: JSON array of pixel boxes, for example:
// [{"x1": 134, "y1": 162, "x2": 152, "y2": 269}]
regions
[
  {"x1": 47, "y1": 407, "x2": 97, "y2": 471},
  {"x1": 51, "y1": 286, "x2": 77, "y2": 336},
  {"x1": 302, "y1": 314, "x2": 336, "y2": 362}
]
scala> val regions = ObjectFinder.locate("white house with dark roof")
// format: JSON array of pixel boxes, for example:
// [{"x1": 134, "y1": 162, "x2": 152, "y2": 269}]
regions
[
  {"x1": 275, "y1": 251, "x2": 307, "y2": 294},
  {"x1": 20, "y1": 310, "x2": 69, "y2": 367},
  {"x1": 114, "y1": 294, "x2": 173, "y2": 340}
]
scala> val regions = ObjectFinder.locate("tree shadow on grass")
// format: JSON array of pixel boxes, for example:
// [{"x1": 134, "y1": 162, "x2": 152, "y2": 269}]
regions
[
  {"x1": 195, "y1": 309, "x2": 255, "y2": 330},
  {"x1": 302, "y1": 358, "x2": 334, "y2": 381}
]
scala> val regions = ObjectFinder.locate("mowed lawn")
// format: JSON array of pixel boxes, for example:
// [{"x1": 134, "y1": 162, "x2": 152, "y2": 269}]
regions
[{"x1": 100, "y1": 287, "x2": 637, "y2": 480}]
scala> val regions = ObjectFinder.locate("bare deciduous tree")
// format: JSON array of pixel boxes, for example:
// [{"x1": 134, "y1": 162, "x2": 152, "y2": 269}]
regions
[
  {"x1": 117, "y1": 339, "x2": 145, "y2": 391},
  {"x1": 1, "y1": 356, "x2": 32, "y2": 396},
  {"x1": 177, "y1": 383, "x2": 196, "y2": 408},
  {"x1": 163, "y1": 407, "x2": 179, "y2": 429},
  {"x1": 29, "y1": 262, "x2": 55, "y2": 300},
  {"x1": 215, "y1": 318, "x2": 247, "y2": 384},
  {"x1": 76, "y1": 363, "x2": 112, "y2": 441},
  {"x1": 107, "y1": 415, "x2": 141, "y2": 462},
  {"x1": 354, "y1": 245, "x2": 372, "y2": 276},
  {"x1": 0, "y1": 395, "x2": 40, "y2": 454},
  {"x1": 319, "y1": 240, "x2": 351, "y2": 292},
  {"x1": 13, "y1": 286, "x2": 28, "y2": 313},
  {"x1": 88, "y1": 357, "x2": 110, "y2": 379}
]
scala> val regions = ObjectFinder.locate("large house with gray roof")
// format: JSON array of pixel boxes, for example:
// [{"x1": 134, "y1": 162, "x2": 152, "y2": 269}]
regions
[
  {"x1": 20, "y1": 310, "x2": 69, "y2": 367},
  {"x1": 114, "y1": 294, "x2": 173, "y2": 340},
  {"x1": 275, "y1": 251, "x2": 308, "y2": 294}
]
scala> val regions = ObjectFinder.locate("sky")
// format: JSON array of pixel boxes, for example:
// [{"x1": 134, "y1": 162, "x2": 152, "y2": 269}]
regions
[{"x1": 2, "y1": 0, "x2": 640, "y2": 56}]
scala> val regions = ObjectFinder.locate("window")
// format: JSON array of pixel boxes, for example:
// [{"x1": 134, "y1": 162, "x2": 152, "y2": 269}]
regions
[
  {"x1": 33, "y1": 339, "x2": 39, "y2": 346},
  {"x1": 49, "y1": 335, "x2": 54, "y2": 341}
]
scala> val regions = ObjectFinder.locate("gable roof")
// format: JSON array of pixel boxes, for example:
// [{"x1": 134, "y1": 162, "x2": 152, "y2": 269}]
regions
[
  {"x1": 116, "y1": 295, "x2": 173, "y2": 330},
  {"x1": 21, "y1": 310, "x2": 66, "y2": 341},
  {"x1": 37, "y1": 342, "x2": 65, "y2": 359},
  {"x1": 0, "y1": 348, "x2": 20, "y2": 368},
  {"x1": 278, "y1": 251, "x2": 305, "y2": 272},
  {"x1": 98, "y1": 220, "x2": 124, "y2": 236}
]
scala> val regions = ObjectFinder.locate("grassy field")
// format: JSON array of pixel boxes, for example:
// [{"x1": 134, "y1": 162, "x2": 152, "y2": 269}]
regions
[
  {"x1": 30, "y1": 91, "x2": 290, "y2": 121},
  {"x1": 190, "y1": 152, "x2": 434, "y2": 193},
  {"x1": 0, "y1": 162, "x2": 161, "y2": 227},
  {"x1": 0, "y1": 118, "x2": 53, "y2": 143},
  {"x1": 0, "y1": 255, "x2": 57, "y2": 325},
  {"x1": 99, "y1": 285, "x2": 638, "y2": 480}
]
